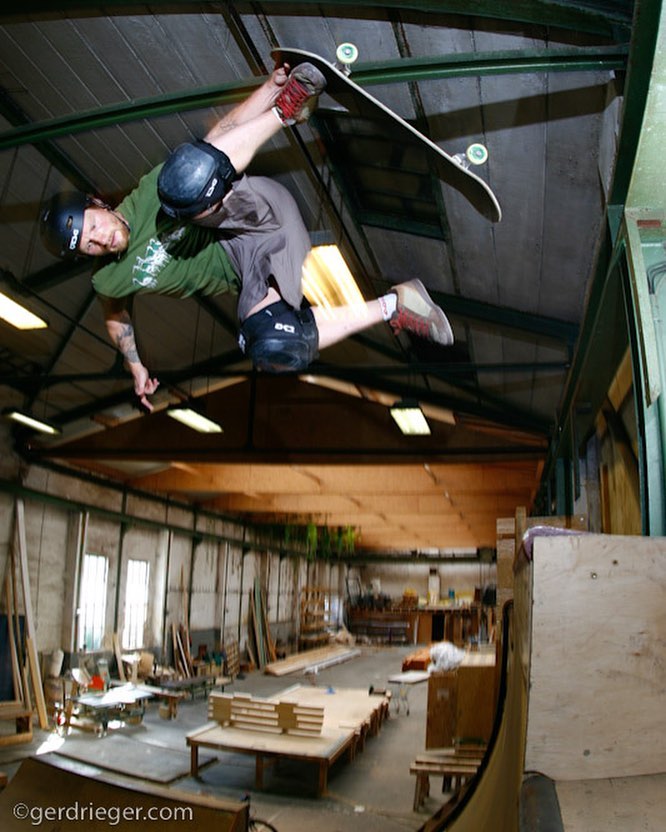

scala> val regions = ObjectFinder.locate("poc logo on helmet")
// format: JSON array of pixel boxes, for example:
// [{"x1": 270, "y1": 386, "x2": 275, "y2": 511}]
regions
[
  {"x1": 69, "y1": 228, "x2": 80, "y2": 250},
  {"x1": 205, "y1": 178, "x2": 219, "y2": 198},
  {"x1": 274, "y1": 322, "x2": 295, "y2": 334}
]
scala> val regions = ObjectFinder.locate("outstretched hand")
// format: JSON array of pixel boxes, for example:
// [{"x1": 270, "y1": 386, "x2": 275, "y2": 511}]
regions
[{"x1": 132, "y1": 364, "x2": 160, "y2": 412}]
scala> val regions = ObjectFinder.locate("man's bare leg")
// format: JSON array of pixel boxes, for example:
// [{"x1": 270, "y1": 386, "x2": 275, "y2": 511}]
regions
[
  {"x1": 313, "y1": 301, "x2": 385, "y2": 349},
  {"x1": 246, "y1": 282, "x2": 453, "y2": 351}
]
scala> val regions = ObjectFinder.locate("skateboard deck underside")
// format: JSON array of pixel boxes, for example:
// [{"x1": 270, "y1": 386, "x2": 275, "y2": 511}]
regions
[{"x1": 273, "y1": 47, "x2": 501, "y2": 223}]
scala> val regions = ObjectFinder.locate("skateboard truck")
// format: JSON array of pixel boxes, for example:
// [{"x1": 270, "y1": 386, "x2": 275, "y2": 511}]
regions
[{"x1": 453, "y1": 143, "x2": 489, "y2": 169}]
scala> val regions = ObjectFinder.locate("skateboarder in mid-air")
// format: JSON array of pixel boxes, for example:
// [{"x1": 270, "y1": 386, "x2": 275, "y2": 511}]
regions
[{"x1": 41, "y1": 62, "x2": 454, "y2": 411}]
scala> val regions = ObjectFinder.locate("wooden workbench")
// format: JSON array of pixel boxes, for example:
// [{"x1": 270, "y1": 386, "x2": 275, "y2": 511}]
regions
[
  {"x1": 109, "y1": 680, "x2": 188, "y2": 719},
  {"x1": 186, "y1": 684, "x2": 390, "y2": 796},
  {"x1": 155, "y1": 674, "x2": 221, "y2": 699}
]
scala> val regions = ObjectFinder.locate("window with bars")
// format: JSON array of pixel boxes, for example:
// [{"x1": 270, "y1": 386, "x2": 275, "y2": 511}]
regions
[
  {"x1": 122, "y1": 559, "x2": 150, "y2": 650},
  {"x1": 78, "y1": 553, "x2": 108, "y2": 651}
]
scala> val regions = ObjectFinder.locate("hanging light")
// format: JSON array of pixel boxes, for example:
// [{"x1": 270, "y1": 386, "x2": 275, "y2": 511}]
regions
[
  {"x1": 0, "y1": 291, "x2": 47, "y2": 330},
  {"x1": 166, "y1": 403, "x2": 223, "y2": 434},
  {"x1": 3, "y1": 409, "x2": 60, "y2": 435},
  {"x1": 390, "y1": 400, "x2": 431, "y2": 435}
]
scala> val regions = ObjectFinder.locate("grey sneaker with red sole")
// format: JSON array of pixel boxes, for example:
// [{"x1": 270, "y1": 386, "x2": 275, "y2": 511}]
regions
[
  {"x1": 390, "y1": 279, "x2": 454, "y2": 346},
  {"x1": 273, "y1": 62, "x2": 326, "y2": 125}
]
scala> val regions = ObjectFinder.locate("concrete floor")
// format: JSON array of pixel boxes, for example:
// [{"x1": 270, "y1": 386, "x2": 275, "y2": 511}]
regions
[{"x1": 0, "y1": 645, "x2": 447, "y2": 832}]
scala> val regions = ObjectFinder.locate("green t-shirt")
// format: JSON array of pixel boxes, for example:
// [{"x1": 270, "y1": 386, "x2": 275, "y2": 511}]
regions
[{"x1": 92, "y1": 165, "x2": 239, "y2": 299}]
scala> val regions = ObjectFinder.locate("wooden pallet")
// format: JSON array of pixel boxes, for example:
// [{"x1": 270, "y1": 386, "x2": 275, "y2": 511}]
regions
[{"x1": 208, "y1": 692, "x2": 324, "y2": 736}]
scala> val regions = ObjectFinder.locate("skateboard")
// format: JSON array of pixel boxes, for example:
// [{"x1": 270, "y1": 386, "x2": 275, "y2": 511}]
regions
[{"x1": 272, "y1": 45, "x2": 502, "y2": 223}]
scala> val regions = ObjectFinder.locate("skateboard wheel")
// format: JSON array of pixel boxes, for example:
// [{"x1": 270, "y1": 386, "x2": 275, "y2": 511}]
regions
[
  {"x1": 466, "y1": 143, "x2": 489, "y2": 165},
  {"x1": 336, "y1": 42, "x2": 359, "y2": 65}
]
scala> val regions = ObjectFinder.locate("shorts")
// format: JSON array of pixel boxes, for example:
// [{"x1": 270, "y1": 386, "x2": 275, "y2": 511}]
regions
[
  {"x1": 239, "y1": 300, "x2": 319, "y2": 373},
  {"x1": 196, "y1": 174, "x2": 310, "y2": 322}
]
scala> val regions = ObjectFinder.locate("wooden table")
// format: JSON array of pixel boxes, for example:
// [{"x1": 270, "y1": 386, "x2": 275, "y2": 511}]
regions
[
  {"x1": 157, "y1": 674, "x2": 220, "y2": 699},
  {"x1": 187, "y1": 685, "x2": 390, "y2": 796},
  {"x1": 110, "y1": 680, "x2": 188, "y2": 719}
]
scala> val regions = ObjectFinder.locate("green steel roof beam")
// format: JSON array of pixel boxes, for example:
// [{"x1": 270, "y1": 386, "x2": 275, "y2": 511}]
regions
[
  {"x1": 349, "y1": 46, "x2": 628, "y2": 87},
  {"x1": 0, "y1": 47, "x2": 627, "y2": 151},
  {"x1": 8, "y1": 1, "x2": 635, "y2": 38},
  {"x1": 432, "y1": 291, "x2": 579, "y2": 345},
  {"x1": 610, "y1": 0, "x2": 662, "y2": 204}
]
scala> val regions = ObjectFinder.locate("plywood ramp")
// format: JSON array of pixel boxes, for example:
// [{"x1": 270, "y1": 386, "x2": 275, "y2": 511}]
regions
[
  {"x1": 525, "y1": 533, "x2": 666, "y2": 780},
  {"x1": 0, "y1": 755, "x2": 247, "y2": 831},
  {"x1": 419, "y1": 602, "x2": 524, "y2": 832},
  {"x1": 419, "y1": 531, "x2": 666, "y2": 831}
]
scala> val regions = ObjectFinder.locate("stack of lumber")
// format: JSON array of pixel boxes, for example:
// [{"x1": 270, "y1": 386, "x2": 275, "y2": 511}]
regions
[
  {"x1": 264, "y1": 644, "x2": 361, "y2": 677},
  {"x1": 247, "y1": 578, "x2": 277, "y2": 670},
  {"x1": 172, "y1": 622, "x2": 195, "y2": 678},
  {"x1": 1, "y1": 500, "x2": 48, "y2": 746},
  {"x1": 208, "y1": 692, "x2": 324, "y2": 736}
]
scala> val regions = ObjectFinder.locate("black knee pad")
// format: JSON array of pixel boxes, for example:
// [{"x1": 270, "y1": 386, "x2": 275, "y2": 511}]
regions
[{"x1": 239, "y1": 301, "x2": 319, "y2": 373}]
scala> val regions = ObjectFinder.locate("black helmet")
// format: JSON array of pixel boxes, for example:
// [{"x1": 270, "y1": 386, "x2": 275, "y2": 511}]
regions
[
  {"x1": 157, "y1": 140, "x2": 236, "y2": 219},
  {"x1": 40, "y1": 191, "x2": 89, "y2": 258}
]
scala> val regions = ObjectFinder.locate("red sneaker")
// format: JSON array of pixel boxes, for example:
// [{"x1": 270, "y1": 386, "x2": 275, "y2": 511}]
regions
[
  {"x1": 390, "y1": 279, "x2": 454, "y2": 345},
  {"x1": 273, "y1": 63, "x2": 326, "y2": 125}
]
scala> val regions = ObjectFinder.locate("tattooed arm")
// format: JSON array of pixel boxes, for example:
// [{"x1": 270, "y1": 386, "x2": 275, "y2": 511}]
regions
[{"x1": 98, "y1": 295, "x2": 159, "y2": 411}]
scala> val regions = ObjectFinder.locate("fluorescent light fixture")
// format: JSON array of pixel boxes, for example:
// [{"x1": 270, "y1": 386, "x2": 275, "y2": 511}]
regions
[
  {"x1": 302, "y1": 244, "x2": 367, "y2": 319},
  {"x1": 4, "y1": 409, "x2": 60, "y2": 435},
  {"x1": 0, "y1": 292, "x2": 47, "y2": 330},
  {"x1": 166, "y1": 405, "x2": 223, "y2": 434},
  {"x1": 390, "y1": 400, "x2": 431, "y2": 435}
]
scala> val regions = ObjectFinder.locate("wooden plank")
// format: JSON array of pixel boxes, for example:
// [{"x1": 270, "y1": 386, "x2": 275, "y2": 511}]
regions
[
  {"x1": 14, "y1": 501, "x2": 48, "y2": 730},
  {"x1": 411, "y1": 761, "x2": 479, "y2": 774},
  {"x1": 9, "y1": 548, "x2": 31, "y2": 711},
  {"x1": 525, "y1": 533, "x2": 666, "y2": 780},
  {"x1": 264, "y1": 644, "x2": 359, "y2": 676},
  {"x1": 3, "y1": 574, "x2": 23, "y2": 704},
  {"x1": 112, "y1": 633, "x2": 126, "y2": 682}
]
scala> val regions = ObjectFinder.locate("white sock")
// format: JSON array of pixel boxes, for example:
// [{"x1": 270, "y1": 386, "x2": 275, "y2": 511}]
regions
[{"x1": 378, "y1": 293, "x2": 397, "y2": 321}]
